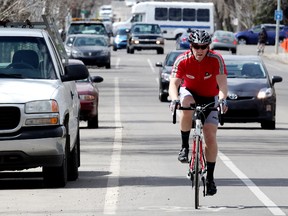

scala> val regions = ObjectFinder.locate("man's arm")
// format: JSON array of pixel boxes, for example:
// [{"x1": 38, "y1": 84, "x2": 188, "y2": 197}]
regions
[
  {"x1": 216, "y1": 74, "x2": 228, "y2": 100},
  {"x1": 169, "y1": 77, "x2": 182, "y2": 101}
]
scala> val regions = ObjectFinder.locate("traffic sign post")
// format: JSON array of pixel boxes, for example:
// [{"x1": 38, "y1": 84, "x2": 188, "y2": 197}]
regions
[{"x1": 275, "y1": 0, "x2": 282, "y2": 54}]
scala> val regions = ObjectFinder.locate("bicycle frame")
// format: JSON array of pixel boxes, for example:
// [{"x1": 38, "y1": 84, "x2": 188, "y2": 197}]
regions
[{"x1": 172, "y1": 101, "x2": 222, "y2": 209}]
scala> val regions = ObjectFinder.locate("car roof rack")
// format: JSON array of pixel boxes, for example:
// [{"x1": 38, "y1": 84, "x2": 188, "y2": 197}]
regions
[{"x1": 0, "y1": 15, "x2": 68, "y2": 65}]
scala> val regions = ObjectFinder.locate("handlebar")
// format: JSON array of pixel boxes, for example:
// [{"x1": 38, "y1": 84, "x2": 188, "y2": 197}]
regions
[{"x1": 172, "y1": 101, "x2": 224, "y2": 126}]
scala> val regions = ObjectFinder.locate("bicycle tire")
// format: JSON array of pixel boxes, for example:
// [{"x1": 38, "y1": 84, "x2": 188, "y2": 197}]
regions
[{"x1": 194, "y1": 136, "x2": 200, "y2": 209}]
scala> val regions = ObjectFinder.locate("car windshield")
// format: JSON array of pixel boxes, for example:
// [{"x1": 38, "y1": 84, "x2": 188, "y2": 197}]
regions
[
  {"x1": 132, "y1": 24, "x2": 161, "y2": 34},
  {"x1": 117, "y1": 28, "x2": 127, "y2": 35},
  {"x1": 225, "y1": 61, "x2": 266, "y2": 78},
  {"x1": 166, "y1": 52, "x2": 183, "y2": 66},
  {"x1": 0, "y1": 36, "x2": 57, "y2": 79},
  {"x1": 74, "y1": 37, "x2": 107, "y2": 47},
  {"x1": 68, "y1": 23, "x2": 107, "y2": 35}
]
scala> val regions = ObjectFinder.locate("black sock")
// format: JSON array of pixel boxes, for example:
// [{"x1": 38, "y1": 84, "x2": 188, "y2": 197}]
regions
[
  {"x1": 181, "y1": 130, "x2": 190, "y2": 149},
  {"x1": 206, "y1": 162, "x2": 216, "y2": 181}
]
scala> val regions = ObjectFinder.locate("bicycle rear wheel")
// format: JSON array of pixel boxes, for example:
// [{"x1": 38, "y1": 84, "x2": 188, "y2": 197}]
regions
[{"x1": 194, "y1": 136, "x2": 200, "y2": 209}]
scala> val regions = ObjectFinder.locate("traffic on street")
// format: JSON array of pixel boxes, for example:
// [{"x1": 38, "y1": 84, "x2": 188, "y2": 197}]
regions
[{"x1": 0, "y1": 39, "x2": 287, "y2": 216}]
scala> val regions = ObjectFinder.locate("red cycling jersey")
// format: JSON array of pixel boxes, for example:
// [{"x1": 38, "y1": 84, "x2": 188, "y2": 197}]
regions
[{"x1": 171, "y1": 50, "x2": 227, "y2": 97}]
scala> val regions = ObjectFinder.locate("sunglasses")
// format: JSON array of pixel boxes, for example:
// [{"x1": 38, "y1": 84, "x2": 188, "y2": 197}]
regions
[{"x1": 192, "y1": 44, "x2": 209, "y2": 50}]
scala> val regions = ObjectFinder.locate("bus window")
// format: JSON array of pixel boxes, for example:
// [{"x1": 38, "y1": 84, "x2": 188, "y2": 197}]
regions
[
  {"x1": 155, "y1": 8, "x2": 168, "y2": 21},
  {"x1": 197, "y1": 9, "x2": 210, "y2": 22},
  {"x1": 169, "y1": 8, "x2": 181, "y2": 21},
  {"x1": 183, "y1": 8, "x2": 196, "y2": 21},
  {"x1": 132, "y1": 14, "x2": 144, "y2": 22}
]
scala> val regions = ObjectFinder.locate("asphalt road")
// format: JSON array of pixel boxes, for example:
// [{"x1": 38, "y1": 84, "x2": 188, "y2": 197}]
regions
[{"x1": 0, "y1": 41, "x2": 287, "y2": 216}]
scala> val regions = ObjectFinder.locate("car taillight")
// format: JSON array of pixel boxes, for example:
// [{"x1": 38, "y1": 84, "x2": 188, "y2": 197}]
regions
[
  {"x1": 213, "y1": 39, "x2": 219, "y2": 42},
  {"x1": 233, "y1": 40, "x2": 237, "y2": 45}
]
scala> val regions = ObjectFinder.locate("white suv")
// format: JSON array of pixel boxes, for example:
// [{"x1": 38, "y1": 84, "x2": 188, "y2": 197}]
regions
[{"x1": 0, "y1": 27, "x2": 88, "y2": 187}]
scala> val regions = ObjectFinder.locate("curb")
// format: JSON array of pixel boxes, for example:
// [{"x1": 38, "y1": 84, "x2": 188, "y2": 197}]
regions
[{"x1": 264, "y1": 53, "x2": 288, "y2": 64}]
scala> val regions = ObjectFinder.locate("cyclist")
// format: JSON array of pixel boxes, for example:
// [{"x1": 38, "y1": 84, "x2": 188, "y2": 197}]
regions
[
  {"x1": 257, "y1": 26, "x2": 267, "y2": 54},
  {"x1": 169, "y1": 29, "x2": 228, "y2": 196}
]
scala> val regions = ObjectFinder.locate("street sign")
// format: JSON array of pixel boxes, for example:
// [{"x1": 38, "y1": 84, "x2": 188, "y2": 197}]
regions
[{"x1": 274, "y1": 10, "x2": 283, "y2": 21}]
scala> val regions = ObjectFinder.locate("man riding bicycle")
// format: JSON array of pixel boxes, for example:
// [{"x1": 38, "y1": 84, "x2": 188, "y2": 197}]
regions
[{"x1": 169, "y1": 30, "x2": 228, "y2": 196}]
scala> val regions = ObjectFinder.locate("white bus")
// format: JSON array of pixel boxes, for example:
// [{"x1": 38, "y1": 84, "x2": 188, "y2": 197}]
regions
[{"x1": 113, "y1": 2, "x2": 214, "y2": 39}]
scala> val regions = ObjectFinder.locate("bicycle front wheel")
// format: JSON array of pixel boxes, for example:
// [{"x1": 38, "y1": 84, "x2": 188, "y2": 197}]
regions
[{"x1": 194, "y1": 136, "x2": 200, "y2": 209}]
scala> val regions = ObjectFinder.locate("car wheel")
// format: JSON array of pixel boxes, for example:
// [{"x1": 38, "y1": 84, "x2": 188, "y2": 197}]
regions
[
  {"x1": 261, "y1": 120, "x2": 275, "y2": 130},
  {"x1": 130, "y1": 48, "x2": 134, "y2": 54},
  {"x1": 238, "y1": 38, "x2": 247, "y2": 45},
  {"x1": 105, "y1": 62, "x2": 111, "y2": 69},
  {"x1": 231, "y1": 48, "x2": 237, "y2": 54},
  {"x1": 68, "y1": 130, "x2": 79, "y2": 181},
  {"x1": 113, "y1": 46, "x2": 117, "y2": 51},
  {"x1": 157, "y1": 48, "x2": 164, "y2": 54},
  {"x1": 43, "y1": 125, "x2": 69, "y2": 188},
  {"x1": 88, "y1": 114, "x2": 99, "y2": 128}
]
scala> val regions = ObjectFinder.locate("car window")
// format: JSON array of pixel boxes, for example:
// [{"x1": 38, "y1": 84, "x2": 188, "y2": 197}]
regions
[
  {"x1": 225, "y1": 61, "x2": 265, "y2": 78},
  {"x1": 0, "y1": 36, "x2": 56, "y2": 79},
  {"x1": 68, "y1": 23, "x2": 107, "y2": 36},
  {"x1": 166, "y1": 52, "x2": 182, "y2": 66},
  {"x1": 132, "y1": 24, "x2": 161, "y2": 34},
  {"x1": 117, "y1": 28, "x2": 127, "y2": 35},
  {"x1": 74, "y1": 37, "x2": 107, "y2": 47}
]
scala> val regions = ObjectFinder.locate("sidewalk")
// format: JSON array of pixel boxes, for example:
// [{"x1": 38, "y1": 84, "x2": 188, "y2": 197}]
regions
[{"x1": 264, "y1": 52, "x2": 288, "y2": 64}]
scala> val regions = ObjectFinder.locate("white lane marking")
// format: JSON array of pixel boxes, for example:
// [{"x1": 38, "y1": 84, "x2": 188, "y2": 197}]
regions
[
  {"x1": 103, "y1": 78, "x2": 122, "y2": 215},
  {"x1": 219, "y1": 151, "x2": 286, "y2": 216},
  {"x1": 147, "y1": 58, "x2": 156, "y2": 73},
  {"x1": 115, "y1": 57, "x2": 120, "y2": 69}
]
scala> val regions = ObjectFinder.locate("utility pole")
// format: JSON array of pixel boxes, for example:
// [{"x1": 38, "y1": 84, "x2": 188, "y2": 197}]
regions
[{"x1": 275, "y1": 0, "x2": 281, "y2": 54}]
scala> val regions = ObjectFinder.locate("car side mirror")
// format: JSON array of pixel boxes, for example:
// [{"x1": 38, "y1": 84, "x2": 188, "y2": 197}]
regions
[{"x1": 271, "y1": 75, "x2": 283, "y2": 85}]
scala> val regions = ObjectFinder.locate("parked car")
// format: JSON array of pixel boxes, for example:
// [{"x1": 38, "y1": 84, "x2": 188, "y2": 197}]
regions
[
  {"x1": 235, "y1": 23, "x2": 288, "y2": 45},
  {"x1": 210, "y1": 30, "x2": 237, "y2": 54},
  {"x1": 222, "y1": 55, "x2": 282, "y2": 129},
  {"x1": 76, "y1": 73, "x2": 104, "y2": 128},
  {"x1": 176, "y1": 31, "x2": 190, "y2": 50},
  {"x1": 155, "y1": 49, "x2": 184, "y2": 102},
  {"x1": 126, "y1": 23, "x2": 165, "y2": 54},
  {"x1": 0, "y1": 24, "x2": 89, "y2": 187},
  {"x1": 112, "y1": 27, "x2": 128, "y2": 51},
  {"x1": 65, "y1": 34, "x2": 111, "y2": 68}
]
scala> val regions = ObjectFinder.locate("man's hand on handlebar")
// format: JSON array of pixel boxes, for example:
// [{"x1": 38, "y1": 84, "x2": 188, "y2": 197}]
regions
[
  {"x1": 169, "y1": 100, "x2": 180, "y2": 113},
  {"x1": 218, "y1": 99, "x2": 228, "y2": 114}
]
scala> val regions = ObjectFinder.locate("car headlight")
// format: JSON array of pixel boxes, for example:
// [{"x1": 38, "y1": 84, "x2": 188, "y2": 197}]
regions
[
  {"x1": 100, "y1": 50, "x2": 109, "y2": 56},
  {"x1": 114, "y1": 37, "x2": 121, "y2": 43},
  {"x1": 25, "y1": 100, "x2": 59, "y2": 126},
  {"x1": 161, "y1": 72, "x2": 170, "y2": 82},
  {"x1": 131, "y1": 37, "x2": 139, "y2": 44},
  {"x1": 72, "y1": 50, "x2": 82, "y2": 57},
  {"x1": 257, "y1": 87, "x2": 273, "y2": 99},
  {"x1": 156, "y1": 37, "x2": 164, "y2": 45}
]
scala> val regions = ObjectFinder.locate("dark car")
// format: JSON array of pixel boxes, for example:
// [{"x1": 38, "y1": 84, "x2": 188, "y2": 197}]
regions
[
  {"x1": 223, "y1": 55, "x2": 282, "y2": 129},
  {"x1": 65, "y1": 34, "x2": 111, "y2": 68},
  {"x1": 176, "y1": 31, "x2": 190, "y2": 50},
  {"x1": 210, "y1": 30, "x2": 237, "y2": 54},
  {"x1": 235, "y1": 23, "x2": 288, "y2": 45},
  {"x1": 112, "y1": 27, "x2": 127, "y2": 51},
  {"x1": 76, "y1": 74, "x2": 104, "y2": 128},
  {"x1": 155, "y1": 50, "x2": 184, "y2": 102},
  {"x1": 126, "y1": 23, "x2": 165, "y2": 54}
]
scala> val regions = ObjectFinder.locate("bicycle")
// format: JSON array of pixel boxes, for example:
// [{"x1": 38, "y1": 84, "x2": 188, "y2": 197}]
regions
[
  {"x1": 172, "y1": 101, "x2": 223, "y2": 209},
  {"x1": 257, "y1": 42, "x2": 265, "y2": 55}
]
